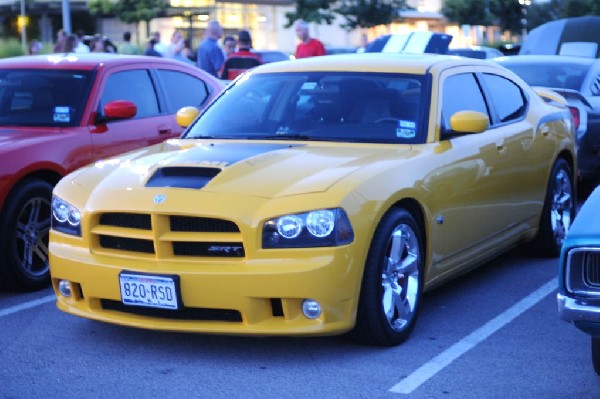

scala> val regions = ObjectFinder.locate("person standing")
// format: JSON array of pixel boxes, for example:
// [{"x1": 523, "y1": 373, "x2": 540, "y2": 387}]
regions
[
  {"x1": 28, "y1": 40, "x2": 43, "y2": 55},
  {"x1": 221, "y1": 30, "x2": 262, "y2": 80},
  {"x1": 118, "y1": 31, "x2": 140, "y2": 55},
  {"x1": 294, "y1": 20, "x2": 326, "y2": 59},
  {"x1": 222, "y1": 34, "x2": 237, "y2": 58},
  {"x1": 144, "y1": 38, "x2": 162, "y2": 57},
  {"x1": 74, "y1": 30, "x2": 90, "y2": 53},
  {"x1": 197, "y1": 20, "x2": 225, "y2": 78},
  {"x1": 53, "y1": 29, "x2": 67, "y2": 52}
]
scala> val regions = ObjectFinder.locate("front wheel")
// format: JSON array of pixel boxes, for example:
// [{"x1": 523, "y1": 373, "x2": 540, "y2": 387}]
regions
[
  {"x1": 533, "y1": 158, "x2": 575, "y2": 257},
  {"x1": 0, "y1": 179, "x2": 53, "y2": 291},
  {"x1": 352, "y1": 208, "x2": 424, "y2": 346}
]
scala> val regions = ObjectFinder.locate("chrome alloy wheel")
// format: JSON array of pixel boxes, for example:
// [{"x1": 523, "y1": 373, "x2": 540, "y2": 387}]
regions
[
  {"x1": 14, "y1": 196, "x2": 51, "y2": 278},
  {"x1": 550, "y1": 168, "x2": 573, "y2": 247},
  {"x1": 381, "y1": 223, "x2": 421, "y2": 332}
]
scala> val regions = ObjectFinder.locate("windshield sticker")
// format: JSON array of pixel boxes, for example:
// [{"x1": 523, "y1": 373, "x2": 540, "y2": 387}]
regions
[
  {"x1": 53, "y1": 106, "x2": 70, "y2": 123},
  {"x1": 397, "y1": 120, "x2": 416, "y2": 138}
]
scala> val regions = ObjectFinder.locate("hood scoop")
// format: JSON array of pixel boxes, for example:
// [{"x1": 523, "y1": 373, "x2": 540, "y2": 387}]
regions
[{"x1": 146, "y1": 167, "x2": 221, "y2": 189}]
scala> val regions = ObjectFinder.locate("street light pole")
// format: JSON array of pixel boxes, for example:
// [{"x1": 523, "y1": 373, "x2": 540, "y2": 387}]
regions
[
  {"x1": 62, "y1": 0, "x2": 72, "y2": 34},
  {"x1": 518, "y1": 0, "x2": 531, "y2": 41},
  {"x1": 20, "y1": 0, "x2": 26, "y2": 52}
]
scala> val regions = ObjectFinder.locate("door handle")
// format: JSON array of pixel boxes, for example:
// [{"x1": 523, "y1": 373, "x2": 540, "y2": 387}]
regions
[{"x1": 158, "y1": 125, "x2": 171, "y2": 135}]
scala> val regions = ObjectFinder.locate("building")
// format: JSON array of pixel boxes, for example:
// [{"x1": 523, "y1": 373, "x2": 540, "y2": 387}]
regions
[{"x1": 0, "y1": 0, "x2": 504, "y2": 54}]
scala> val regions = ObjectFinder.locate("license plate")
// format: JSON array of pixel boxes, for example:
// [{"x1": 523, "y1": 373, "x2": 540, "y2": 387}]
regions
[{"x1": 119, "y1": 272, "x2": 179, "y2": 310}]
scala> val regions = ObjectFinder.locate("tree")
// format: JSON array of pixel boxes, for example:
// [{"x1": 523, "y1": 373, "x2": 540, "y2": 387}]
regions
[
  {"x1": 335, "y1": 0, "x2": 408, "y2": 30},
  {"x1": 285, "y1": 0, "x2": 337, "y2": 28},
  {"x1": 487, "y1": 0, "x2": 523, "y2": 35},
  {"x1": 442, "y1": 0, "x2": 490, "y2": 26},
  {"x1": 89, "y1": 0, "x2": 167, "y2": 38}
]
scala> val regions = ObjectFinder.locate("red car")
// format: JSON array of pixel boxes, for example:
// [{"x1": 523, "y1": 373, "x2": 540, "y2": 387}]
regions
[{"x1": 0, "y1": 53, "x2": 225, "y2": 291}]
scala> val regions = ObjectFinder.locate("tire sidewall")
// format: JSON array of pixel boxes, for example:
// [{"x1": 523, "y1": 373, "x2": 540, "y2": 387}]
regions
[
  {"x1": 0, "y1": 179, "x2": 54, "y2": 291},
  {"x1": 355, "y1": 207, "x2": 424, "y2": 346},
  {"x1": 537, "y1": 158, "x2": 575, "y2": 257}
]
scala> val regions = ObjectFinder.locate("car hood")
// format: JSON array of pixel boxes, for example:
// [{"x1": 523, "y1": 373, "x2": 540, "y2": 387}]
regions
[{"x1": 71, "y1": 140, "x2": 414, "y2": 199}]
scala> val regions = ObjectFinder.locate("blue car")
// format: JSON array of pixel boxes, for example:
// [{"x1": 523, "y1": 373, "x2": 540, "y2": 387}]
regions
[{"x1": 558, "y1": 187, "x2": 600, "y2": 374}]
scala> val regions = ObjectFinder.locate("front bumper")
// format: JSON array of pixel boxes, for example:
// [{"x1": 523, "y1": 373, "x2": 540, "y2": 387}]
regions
[
  {"x1": 50, "y1": 241, "x2": 364, "y2": 336},
  {"x1": 557, "y1": 293, "x2": 600, "y2": 336}
]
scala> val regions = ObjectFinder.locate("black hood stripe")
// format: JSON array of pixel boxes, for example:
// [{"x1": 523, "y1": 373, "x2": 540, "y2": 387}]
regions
[
  {"x1": 169, "y1": 142, "x2": 300, "y2": 167},
  {"x1": 145, "y1": 143, "x2": 300, "y2": 189}
]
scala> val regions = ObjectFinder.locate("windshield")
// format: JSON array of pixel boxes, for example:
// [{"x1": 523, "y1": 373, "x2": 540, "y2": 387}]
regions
[
  {"x1": 184, "y1": 72, "x2": 428, "y2": 144},
  {"x1": 0, "y1": 69, "x2": 93, "y2": 127},
  {"x1": 500, "y1": 61, "x2": 591, "y2": 90}
]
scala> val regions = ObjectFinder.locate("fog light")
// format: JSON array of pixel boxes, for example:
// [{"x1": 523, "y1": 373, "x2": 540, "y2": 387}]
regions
[
  {"x1": 58, "y1": 280, "x2": 72, "y2": 297},
  {"x1": 302, "y1": 299, "x2": 321, "y2": 319}
]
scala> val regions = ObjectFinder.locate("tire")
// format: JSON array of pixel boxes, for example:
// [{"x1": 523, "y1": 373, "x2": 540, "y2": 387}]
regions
[
  {"x1": 352, "y1": 207, "x2": 424, "y2": 346},
  {"x1": 0, "y1": 179, "x2": 53, "y2": 291},
  {"x1": 533, "y1": 158, "x2": 575, "y2": 257},
  {"x1": 592, "y1": 337, "x2": 600, "y2": 375}
]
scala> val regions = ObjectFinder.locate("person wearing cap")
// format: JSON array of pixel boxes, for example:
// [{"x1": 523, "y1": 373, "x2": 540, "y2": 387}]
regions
[
  {"x1": 294, "y1": 19, "x2": 326, "y2": 59},
  {"x1": 221, "y1": 30, "x2": 263, "y2": 80}
]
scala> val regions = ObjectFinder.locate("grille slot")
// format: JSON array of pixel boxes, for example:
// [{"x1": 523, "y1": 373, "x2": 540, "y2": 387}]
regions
[
  {"x1": 101, "y1": 299, "x2": 242, "y2": 321},
  {"x1": 99, "y1": 213, "x2": 151, "y2": 230},
  {"x1": 584, "y1": 252, "x2": 600, "y2": 287},
  {"x1": 99, "y1": 235, "x2": 155, "y2": 254},
  {"x1": 170, "y1": 216, "x2": 239, "y2": 232}
]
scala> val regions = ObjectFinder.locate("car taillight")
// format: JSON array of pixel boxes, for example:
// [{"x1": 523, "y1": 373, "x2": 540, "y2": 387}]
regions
[{"x1": 569, "y1": 106, "x2": 580, "y2": 130}]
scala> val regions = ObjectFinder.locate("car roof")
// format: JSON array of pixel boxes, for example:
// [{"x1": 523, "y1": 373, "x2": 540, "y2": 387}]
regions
[
  {"x1": 495, "y1": 54, "x2": 597, "y2": 66},
  {"x1": 0, "y1": 53, "x2": 186, "y2": 70},
  {"x1": 252, "y1": 52, "x2": 492, "y2": 75}
]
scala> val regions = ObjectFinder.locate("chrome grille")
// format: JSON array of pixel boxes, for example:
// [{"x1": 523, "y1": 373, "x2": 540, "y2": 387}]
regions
[
  {"x1": 584, "y1": 251, "x2": 600, "y2": 287},
  {"x1": 92, "y1": 213, "x2": 244, "y2": 258}
]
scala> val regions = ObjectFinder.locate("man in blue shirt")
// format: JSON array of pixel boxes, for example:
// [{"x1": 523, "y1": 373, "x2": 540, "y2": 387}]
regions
[{"x1": 197, "y1": 20, "x2": 225, "y2": 78}]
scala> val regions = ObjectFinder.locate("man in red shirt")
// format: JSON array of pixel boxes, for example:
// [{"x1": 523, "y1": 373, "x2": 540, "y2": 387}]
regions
[
  {"x1": 294, "y1": 20, "x2": 326, "y2": 59},
  {"x1": 221, "y1": 30, "x2": 262, "y2": 80}
]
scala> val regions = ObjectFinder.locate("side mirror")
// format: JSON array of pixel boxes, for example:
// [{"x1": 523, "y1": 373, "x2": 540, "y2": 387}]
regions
[
  {"x1": 449, "y1": 110, "x2": 489, "y2": 134},
  {"x1": 176, "y1": 106, "x2": 200, "y2": 128},
  {"x1": 103, "y1": 100, "x2": 137, "y2": 120}
]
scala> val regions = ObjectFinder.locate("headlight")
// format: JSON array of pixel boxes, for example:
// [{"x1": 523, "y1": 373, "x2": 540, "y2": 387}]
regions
[
  {"x1": 262, "y1": 208, "x2": 354, "y2": 248},
  {"x1": 51, "y1": 196, "x2": 81, "y2": 236}
]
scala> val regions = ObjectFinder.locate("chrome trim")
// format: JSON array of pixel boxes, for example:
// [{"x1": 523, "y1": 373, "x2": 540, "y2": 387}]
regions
[
  {"x1": 557, "y1": 293, "x2": 600, "y2": 323},
  {"x1": 566, "y1": 247, "x2": 600, "y2": 297}
]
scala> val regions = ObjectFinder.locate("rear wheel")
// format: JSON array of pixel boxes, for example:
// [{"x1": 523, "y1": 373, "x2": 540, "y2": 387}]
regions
[
  {"x1": 533, "y1": 158, "x2": 574, "y2": 257},
  {"x1": 0, "y1": 179, "x2": 53, "y2": 291},
  {"x1": 352, "y1": 208, "x2": 424, "y2": 346}
]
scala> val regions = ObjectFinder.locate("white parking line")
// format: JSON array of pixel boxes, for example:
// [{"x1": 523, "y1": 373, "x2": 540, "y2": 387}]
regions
[
  {"x1": 389, "y1": 278, "x2": 557, "y2": 394},
  {"x1": 0, "y1": 294, "x2": 56, "y2": 318}
]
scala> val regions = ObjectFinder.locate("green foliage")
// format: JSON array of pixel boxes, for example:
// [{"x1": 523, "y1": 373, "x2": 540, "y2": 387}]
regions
[
  {"x1": 0, "y1": 39, "x2": 25, "y2": 58},
  {"x1": 443, "y1": 0, "x2": 600, "y2": 34},
  {"x1": 442, "y1": 0, "x2": 489, "y2": 26},
  {"x1": 336, "y1": 0, "x2": 408, "y2": 30},
  {"x1": 91, "y1": 0, "x2": 167, "y2": 24},
  {"x1": 89, "y1": 0, "x2": 116, "y2": 16},
  {"x1": 487, "y1": 0, "x2": 523, "y2": 34},
  {"x1": 285, "y1": 0, "x2": 337, "y2": 27}
]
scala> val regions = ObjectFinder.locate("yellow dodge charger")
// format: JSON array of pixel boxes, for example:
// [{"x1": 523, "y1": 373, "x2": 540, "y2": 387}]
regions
[{"x1": 49, "y1": 53, "x2": 576, "y2": 346}]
